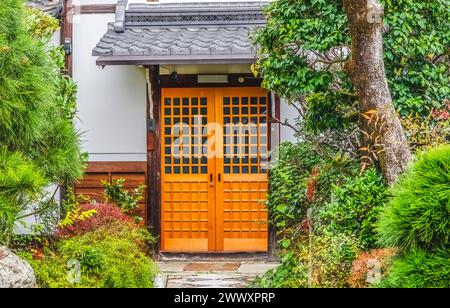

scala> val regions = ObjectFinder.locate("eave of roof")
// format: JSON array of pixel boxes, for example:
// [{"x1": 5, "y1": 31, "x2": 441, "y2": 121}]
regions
[
  {"x1": 92, "y1": 1, "x2": 269, "y2": 66},
  {"x1": 96, "y1": 54, "x2": 257, "y2": 66}
]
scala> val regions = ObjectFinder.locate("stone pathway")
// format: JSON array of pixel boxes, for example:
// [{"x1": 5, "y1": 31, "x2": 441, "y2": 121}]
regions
[{"x1": 155, "y1": 261, "x2": 279, "y2": 288}]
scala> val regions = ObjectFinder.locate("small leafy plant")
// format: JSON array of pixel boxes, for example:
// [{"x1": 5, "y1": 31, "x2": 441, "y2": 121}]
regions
[
  {"x1": 59, "y1": 188, "x2": 97, "y2": 229},
  {"x1": 102, "y1": 178, "x2": 145, "y2": 214}
]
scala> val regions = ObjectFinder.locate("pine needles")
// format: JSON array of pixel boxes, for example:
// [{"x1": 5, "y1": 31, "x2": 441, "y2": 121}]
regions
[
  {"x1": 0, "y1": 0, "x2": 84, "y2": 244},
  {"x1": 377, "y1": 145, "x2": 450, "y2": 287}
]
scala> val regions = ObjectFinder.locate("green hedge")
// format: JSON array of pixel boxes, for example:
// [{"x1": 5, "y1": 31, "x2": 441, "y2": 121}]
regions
[{"x1": 378, "y1": 145, "x2": 450, "y2": 250}]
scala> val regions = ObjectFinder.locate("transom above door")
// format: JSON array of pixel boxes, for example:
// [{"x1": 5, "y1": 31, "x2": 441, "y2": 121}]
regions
[{"x1": 161, "y1": 87, "x2": 269, "y2": 252}]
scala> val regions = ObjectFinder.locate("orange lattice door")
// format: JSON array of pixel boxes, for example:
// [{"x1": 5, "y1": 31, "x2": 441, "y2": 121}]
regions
[
  {"x1": 161, "y1": 87, "x2": 269, "y2": 252},
  {"x1": 161, "y1": 88, "x2": 216, "y2": 252}
]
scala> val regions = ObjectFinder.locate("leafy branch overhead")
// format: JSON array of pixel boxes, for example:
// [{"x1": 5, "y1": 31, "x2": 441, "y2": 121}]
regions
[{"x1": 254, "y1": 0, "x2": 449, "y2": 116}]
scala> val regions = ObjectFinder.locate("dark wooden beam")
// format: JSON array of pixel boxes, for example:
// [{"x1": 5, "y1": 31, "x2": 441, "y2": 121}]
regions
[
  {"x1": 75, "y1": 4, "x2": 117, "y2": 14},
  {"x1": 147, "y1": 65, "x2": 162, "y2": 251},
  {"x1": 96, "y1": 55, "x2": 256, "y2": 66},
  {"x1": 159, "y1": 74, "x2": 262, "y2": 88},
  {"x1": 85, "y1": 161, "x2": 147, "y2": 173}
]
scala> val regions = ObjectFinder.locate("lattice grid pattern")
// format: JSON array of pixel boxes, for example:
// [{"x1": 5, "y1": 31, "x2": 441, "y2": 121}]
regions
[
  {"x1": 222, "y1": 180, "x2": 268, "y2": 239},
  {"x1": 223, "y1": 96, "x2": 268, "y2": 174},
  {"x1": 162, "y1": 181, "x2": 209, "y2": 239},
  {"x1": 163, "y1": 97, "x2": 208, "y2": 175}
]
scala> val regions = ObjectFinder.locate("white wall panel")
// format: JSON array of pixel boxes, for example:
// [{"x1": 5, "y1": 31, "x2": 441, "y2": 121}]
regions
[
  {"x1": 279, "y1": 99, "x2": 298, "y2": 143},
  {"x1": 73, "y1": 14, "x2": 147, "y2": 162}
]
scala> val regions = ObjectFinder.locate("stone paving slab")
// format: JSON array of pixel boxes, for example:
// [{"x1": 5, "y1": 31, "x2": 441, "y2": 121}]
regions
[
  {"x1": 237, "y1": 262, "x2": 279, "y2": 274},
  {"x1": 156, "y1": 261, "x2": 280, "y2": 288},
  {"x1": 165, "y1": 273, "x2": 256, "y2": 288}
]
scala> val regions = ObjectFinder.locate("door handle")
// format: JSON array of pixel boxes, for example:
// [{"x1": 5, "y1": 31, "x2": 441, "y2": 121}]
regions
[
  {"x1": 210, "y1": 173, "x2": 214, "y2": 187},
  {"x1": 218, "y1": 173, "x2": 222, "y2": 182}
]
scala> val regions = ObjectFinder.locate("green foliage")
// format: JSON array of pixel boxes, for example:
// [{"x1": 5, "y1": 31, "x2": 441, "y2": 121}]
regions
[
  {"x1": 255, "y1": 233, "x2": 361, "y2": 288},
  {"x1": 377, "y1": 145, "x2": 450, "y2": 250},
  {"x1": 382, "y1": 1, "x2": 450, "y2": 117},
  {"x1": 254, "y1": 0, "x2": 450, "y2": 130},
  {"x1": 0, "y1": 148, "x2": 47, "y2": 243},
  {"x1": 257, "y1": 142, "x2": 364, "y2": 288},
  {"x1": 304, "y1": 91, "x2": 358, "y2": 134},
  {"x1": 319, "y1": 169, "x2": 390, "y2": 249},
  {"x1": 378, "y1": 248, "x2": 450, "y2": 288},
  {"x1": 21, "y1": 221, "x2": 157, "y2": 288},
  {"x1": 268, "y1": 142, "x2": 322, "y2": 229},
  {"x1": 102, "y1": 178, "x2": 146, "y2": 214},
  {"x1": 311, "y1": 153, "x2": 360, "y2": 206},
  {"x1": 0, "y1": 1, "x2": 84, "y2": 244},
  {"x1": 254, "y1": 0, "x2": 349, "y2": 100},
  {"x1": 25, "y1": 8, "x2": 59, "y2": 42}
]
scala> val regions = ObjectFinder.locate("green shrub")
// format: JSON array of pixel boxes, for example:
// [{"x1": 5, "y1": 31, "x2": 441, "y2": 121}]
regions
[
  {"x1": 21, "y1": 221, "x2": 157, "y2": 288},
  {"x1": 102, "y1": 178, "x2": 145, "y2": 216},
  {"x1": 319, "y1": 169, "x2": 389, "y2": 248},
  {"x1": 255, "y1": 233, "x2": 361, "y2": 288},
  {"x1": 258, "y1": 142, "x2": 362, "y2": 288},
  {"x1": 309, "y1": 234, "x2": 361, "y2": 288},
  {"x1": 378, "y1": 248, "x2": 450, "y2": 288},
  {"x1": 377, "y1": 145, "x2": 450, "y2": 250},
  {"x1": 268, "y1": 142, "x2": 322, "y2": 229}
]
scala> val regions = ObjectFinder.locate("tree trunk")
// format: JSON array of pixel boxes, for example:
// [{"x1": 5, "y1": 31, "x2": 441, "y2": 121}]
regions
[{"x1": 343, "y1": 0, "x2": 412, "y2": 185}]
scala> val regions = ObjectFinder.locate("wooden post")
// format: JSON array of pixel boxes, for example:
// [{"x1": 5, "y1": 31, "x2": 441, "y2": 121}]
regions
[
  {"x1": 61, "y1": 0, "x2": 73, "y2": 76},
  {"x1": 147, "y1": 65, "x2": 162, "y2": 252}
]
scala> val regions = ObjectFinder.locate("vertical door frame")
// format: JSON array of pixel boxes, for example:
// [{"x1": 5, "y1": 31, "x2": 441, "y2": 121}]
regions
[
  {"x1": 147, "y1": 66, "x2": 162, "y2": 252},
  {"x1": 147, "y1": 71, "x2": 279, "y2": 256}
]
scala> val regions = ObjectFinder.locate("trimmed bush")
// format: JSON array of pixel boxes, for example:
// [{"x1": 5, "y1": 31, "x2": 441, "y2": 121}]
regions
[
  {"x1": 377, "y1": 145, "x2": 450, "y2": 250},
  {"x1": 378, "y1": 248, "x2": 450, "y2": 288}
]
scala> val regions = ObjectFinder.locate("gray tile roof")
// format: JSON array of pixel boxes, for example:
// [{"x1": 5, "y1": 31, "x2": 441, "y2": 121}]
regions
[
  {"x1": 93, "y1": 1, "x2": 268, "y2": 65},
  {"x1": 27, "y1": 0, "x2": 63, "y2": 17}
]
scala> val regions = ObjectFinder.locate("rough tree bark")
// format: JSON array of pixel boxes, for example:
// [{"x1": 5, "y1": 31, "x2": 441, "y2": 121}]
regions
[{"x1": 343, "y1": 0, "x2": 412, "y2": 185}]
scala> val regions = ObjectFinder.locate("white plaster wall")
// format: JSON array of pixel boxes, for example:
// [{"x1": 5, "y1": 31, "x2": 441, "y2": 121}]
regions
[
  {"x1": 73, "y1": 14, "x2": 147, "y2": 162},
  {"x1": 279, "y1": 99, "x2": 298, "y2": 143},
  {"x1": 49, "y1": 29, "x2": 61, "y2": 47}
]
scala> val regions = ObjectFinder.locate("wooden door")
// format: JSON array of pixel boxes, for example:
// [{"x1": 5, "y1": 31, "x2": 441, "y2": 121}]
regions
[{"x1": 161, "y1": 88, "x2": 268, "y2": 252}]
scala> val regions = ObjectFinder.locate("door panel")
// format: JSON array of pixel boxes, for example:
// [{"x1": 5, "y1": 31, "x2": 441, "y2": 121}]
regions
[
  {"x1": 161, "y1": 87, "x2": 268, "y2": 252},
  {"x1": 161, "y1": 89, "x2": 215, "y2": 252},
  {"x1": 215, "y1": 88, "x2": 269, "y2": 252}
]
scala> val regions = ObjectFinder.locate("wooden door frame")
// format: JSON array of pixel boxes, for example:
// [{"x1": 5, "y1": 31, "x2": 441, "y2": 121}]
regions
[{"x1": 146, "y1": 67, "x2": 279, "y2": 256}]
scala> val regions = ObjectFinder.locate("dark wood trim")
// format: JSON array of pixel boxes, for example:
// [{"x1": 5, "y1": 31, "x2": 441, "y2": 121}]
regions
[
  {"x1": 267, "y1": 93, "x2": 277, "y2": 259},
  {"x1": 159, "y1": 74, "x2": 262, "y2": 88},
  {"x1": 274, "y1": 95, "x2": 282, "y2": 144},
  {"x1": 85, "y1": 161, "x2": 147, "y2": 173},
  {"x1": 59, "y1": 0, "x2": 73, "y2": 204},
  {"x1": 147, "y1": 66, "x2": 162, "y2": 251},
  {"x1": 96, "y1": 55, "x2": 255, "y2": 66},
  {"x1": 274, "y1": 95, "x2": 281, "y2": 121},
  {"x1": 75, "y1": 4, "x2": 117, "y2": 14},
  {"x1": 61, "y1": 0, "x2": 73, "y2": 77}
]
